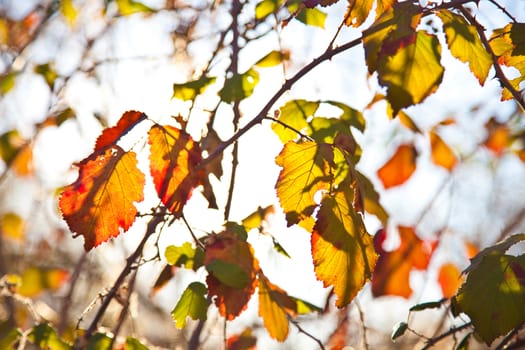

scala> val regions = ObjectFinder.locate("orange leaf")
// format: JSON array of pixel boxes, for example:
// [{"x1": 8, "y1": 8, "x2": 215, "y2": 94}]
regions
[
  {"x1": 258, "y1": 273, "x2": 296, "y2": 341},
  {"x1": 377, "y1": 144, "x2": 417, "y2": 189},
  {"x1": 227, "y1": 329, "x2": 257, "y2": 350},
  {"x1": 372, "y1": 226, "x2": 437, "y2": 298},
  {"x1": 438, "y1": 263, "x2": 462, "y2": 298},
  {"x1": 95, "y1": 111, "x2": 147, "y2": 151},
  {"x1": 484, "y1": 119, "x2": 510, "y2": 156},
  {"x1": 429, "y1": 130, "x2": 457, "y2": 171},
  {"x1": 148, "y1": 125, "x2": 202, "y2": 216},
  {"x1": 205, "y1": 231, "x2": 257, "y2": 320},
  {"x1": 312, "y1": 186, "x2": 377, "y2": 307},
  {"x1": 59, "y1": 146, "x2": 145, "y2": 250}
]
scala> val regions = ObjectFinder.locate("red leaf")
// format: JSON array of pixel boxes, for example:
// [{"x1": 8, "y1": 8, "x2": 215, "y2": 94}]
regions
[
  {"x1": 59, "y1": 146, "x2": 145, "y2": 250},
  {"x1": 205, "y1": 231, "x2": 257, "y2": 320},
  {"x1": 94, "y1": 111, "x2": 147, "y2": 151},
  {"x1": 372, "y1": 226, "x2": 437, "y2": 298},
  {"x1": 377, "y1": 144, "x2": 417, "y2": 189},
  {"x1": 148, "y1": 125, "x2": 202, "y2": 216}
]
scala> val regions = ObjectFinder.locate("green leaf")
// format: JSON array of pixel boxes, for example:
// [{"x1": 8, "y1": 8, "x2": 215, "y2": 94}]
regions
[
  {"x1": 255, "y1": 50, "x2": 289, "y2": 68},
  {"x1": 219, "y1": 69, "x2": 260, "y2": 103},
  {"x1": 0, "y1": 322, "x2": 21, "y2": 349},
  {"x1": 272, "y1": 100, "x2": 319, "y2": 143},
  {"x1": 171, "y1": 282, "x2": 209, "y2": 329},
  {"x1": 437, "y1": 10, "x2": 492, "y2": 85},
  {"x1": 0, "y1": 72, "x2": 17, "y2": 95},
  {"x1": 125, "y1": 337, "x2": 149, "y2": 350},
  {"x1": 28, "y1": 323, "x2": 71, "y2": 350},
  {"x1": 86, "y1": 333, "x2": 112, "y2": 350},
  {"x1": 377, "y1": 30, "x2": 444, "y2": 115},
  {"x1": 295, "y1": 7, "x2": 327, "y2": 28},
  {"x1": 165, "y1": 242, "x2": 204, "y2": 270},
  {"x1": 391, "y1": 322, "x2": 408, "y2": 340},
  {"x1": 172, "y1": 76, "x2": 216, "y2": 101},
  {"x1": 455, "y1": 252, "x2": 525, "y2": 345},
  {"x1": 206, "y1": 259, "x2": 250, "y2": 288}
]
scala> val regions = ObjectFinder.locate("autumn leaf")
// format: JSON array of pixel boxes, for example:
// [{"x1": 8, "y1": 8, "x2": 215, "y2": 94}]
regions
[
  {"x1": 94, "y1": 111, "x2": 147, "y2": 152},
  {"x1": 312, "y1": 184, "x2": 377, "y2": 307},
  {"x1": 165, "y1": 242, "x2": 204, "y2": 271},
  {"x1": 372, "y1": 226, "x2": 437, "y2": 298},
  {"x1": 275, "y1": 141, "x2": 334, "y2": 226},
  {"x1": 429, "y1": 130, "x2": 457, "y2": 171},
  {"x1": 227, "y1": 329, "x2": 257, "y2": 350},
  {"x1": 437, "y1": 10, "x2": 492, "y2": 85},
  {"x1": 18, "y1": 267, "x2": 69, "y2": 297},
  {"x1": 59, "y1": 146, "x2": 145, "y2": 251},
  {"x1": 200, "y1": 129, "x2": 223, "y2": 209},
  {"x1": 344, "y1": 0, "x2": 394, "y2": 28},
  {"x1": 376, "y1": 144, "x2": 417, "y2": 189},
  {"x1": 28, "y1": 324, "x2": 70, "y2": 350},
  {"x1": 255, "y1": 50, "x2": 290, "y2": 68},
  {"x1": 377, "y1": 30, "x2": 444, "y2": 115},
  {"x1": 438, "y1": 263, "x2": 462, "y2": 298},
  {"x1": 148, "y1": 125, "x2": 202, "y2": 217},
  {"x1": 272, "y1": 100, "x2": 319, "y2": 143},
  {"x1": 454, "y1": 252, "x2": 525, "y2": 345},
  {"x1": 219, "y1": 68, "x2": 260, "y2": 103},
  {"x1": 171, "y1": 282, "x2": 209, "y2": 329},
  {"x1": 483, "y1": 118, "x2": 510, "y2": 156},
  {"x1": 205, "y1": 231, "x2": 258, "y2": 320},
  {"x1": 0, "y1": 212, "x2": 25, "y2": 241},
  {"x1": 172, "y1": 76, "x2": 216, "y2": 101}
]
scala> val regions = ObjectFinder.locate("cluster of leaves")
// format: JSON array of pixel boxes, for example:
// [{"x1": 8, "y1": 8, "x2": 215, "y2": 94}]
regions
[{"x1": 2, "y1": 0, "x2": 525, "y2": 349}]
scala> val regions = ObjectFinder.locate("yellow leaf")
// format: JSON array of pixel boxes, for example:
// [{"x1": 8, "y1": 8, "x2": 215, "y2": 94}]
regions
[
  {"x1": 429, "y1": 130, "x2": 457, "y2": 171},
  {"x1": 275, "y1": 141, "x2": 334, "y2": 226},
  {"x1": 0, "y1": 212, "x2": 25, "y2": 241},
  {"x1": 437, "y1": 10, "x2": 492, "y2": 85},
  {"x1": 60, "y1": 0, "x2": 78, "y2": 26},
  {"x1": 258, "y1": 274, "x2": 295, "y2": 341},
  {"x1": 312, "y1": 185, "x2": 377, "y2": 307},
  {"x1": 377, "y1": 30, "x2": 444, "y2": 115}
]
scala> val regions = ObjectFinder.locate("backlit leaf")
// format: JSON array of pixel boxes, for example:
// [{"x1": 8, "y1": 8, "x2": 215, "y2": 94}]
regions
[
  {"x1": 219, "y1": 69, "x2": 259, "y2": 103},
  {"x1": 258, "y1": 273, "x2": 296, "y2": 341},
  {"x1": 255, "y1": 50, "x2": 290, "y2": 68},
  {"x1": 377, "y1": 144, "x2": 417, "y2": 189},
  {"x1": 116, "y1": 0, "x2": 154, "y2": 16},
  {"x1": 397, "y1": 110, "x2": 422, "y2": 133},
  {"x1": 242, "y1": 205, "x2": 275, "y2": 231},
  {"x1": 437, "y1": 10, "x2": 492, "y2": 85},
  {"x1": 345, "y1": 0, "x2": 396, "y2": 28},
  {"x1": 438, "y1": 263, "x2": 462, "y2": 298},
  {"x1": 171, "y1": 282, "x2": 209, "y2": 329},
  {"x1": 272, "y1": 100, "x2": 319, "y2": 143},
  {"x1": 227, "y1": 329, "x2": 257, "y2": 350},
  {"x1": 59, "y1": 146, "x2": 145, "y2": 250},
  {"x1": 0, "y1": 212, "x2": 25, "y2": 241},
  {"x1": 165, "y1": 242, "x2": 204, "y2": 271},
  {"x1": 377, "y1": 30, "x2": 444, "y2": 115},
  {"x1": 151, "y1": 265, "x2": 175, "y2": 294},
  {"x1": 363, "y1": 1, "x2": 421, "y2": 74},
  {"x1": 86, "y1": 333, "x2": 112, "y2": 350},
  {"x1": 275, "y1": 141, "x2": 334, "y2": 226},
  {"x1": 95, "y1": 111, "x2": 147, "y2": 152},
  {"x1": 429, "y1": 130, "x2": 457, "y2": 171},
  {"x1": 28, "y1": 323, "x2": 71, "y2": 350},
  {"x1": 455, "y1": 252, "x2": 525, "y2": 345},
  {"x1": 172, "y1": 76, "x2": 216, "y2": 101},
  {"x1": 148, "y1": 125, "x2": 202, "y2": 217},
  {"x1": 483, "y1": 118, "x2": 510, "y2": 156},
  {"x1": 372, "y1": 226, "x2": 437, "y2": 298},
  {"x1": 312, "y1": 185, "x2": 377, "y2": 307},
  {"x1": 200, "y1": 129, "x2": 223, "y2": 209},
  {"x1": 205, "y1": 231, "x2": 257, "y2": 320},
  {"x1": 18, "y1": 267, "x2": 69, "y2": 297},
  {"x1": 295, "y1": 7, "x2": 327, "y2": 28},
  {"x1": 124, "y1": 337, "x2": 149, "y2": 350}
]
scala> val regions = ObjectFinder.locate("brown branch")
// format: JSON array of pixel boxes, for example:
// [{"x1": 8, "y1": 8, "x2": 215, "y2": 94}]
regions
[
  {"x1": 108, "y1": 269, "x2": 138, "y2": 349},
  {"x1": 420, "y1": 322, "x2": 472, "y2": 350},
  {"x1": 289, "y1": 316, "x2": 325, "y2": 350},
  {"x1": 58, "y1": 253, "x2": 87, "y2": 335},
  {"x1": 76, "y1": 209, "x2": 166, "y2": 347},
  {"x1": 494, "y1": 320, "x2": 525, "y2": 350}
]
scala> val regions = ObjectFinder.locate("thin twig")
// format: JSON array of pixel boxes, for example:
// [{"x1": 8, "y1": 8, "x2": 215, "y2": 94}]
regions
[
  {"x1": 494, "y1": 320, "x2": 525, "y2": 350},
  {"x1": 487, "y1": 0, "x2": 518, "y2": 23},
  {"x1": 289, "y1": 317, "x2": 325, "y2": 350},
  {"x1": 109, "y1": 269, "x2": 138, "y2": 349},
  {"x1": 263, "y1": 116, "x2": 314, "y2": 141},
  {"x1": 181, "y1": 213, "x2": 206, "y2": 250},
  {"x1": 355, "y1": 299, "x2": 369, "y2": 350},
  {"x1": 58, "y1": 253, "x2": 87, "y2": 335},
  {"x1": 420, "y1": 322, "x2": 472, "y2": 350},
  {"x1": 459, "y1": 5, "x2": 525, "y2": 111}
]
